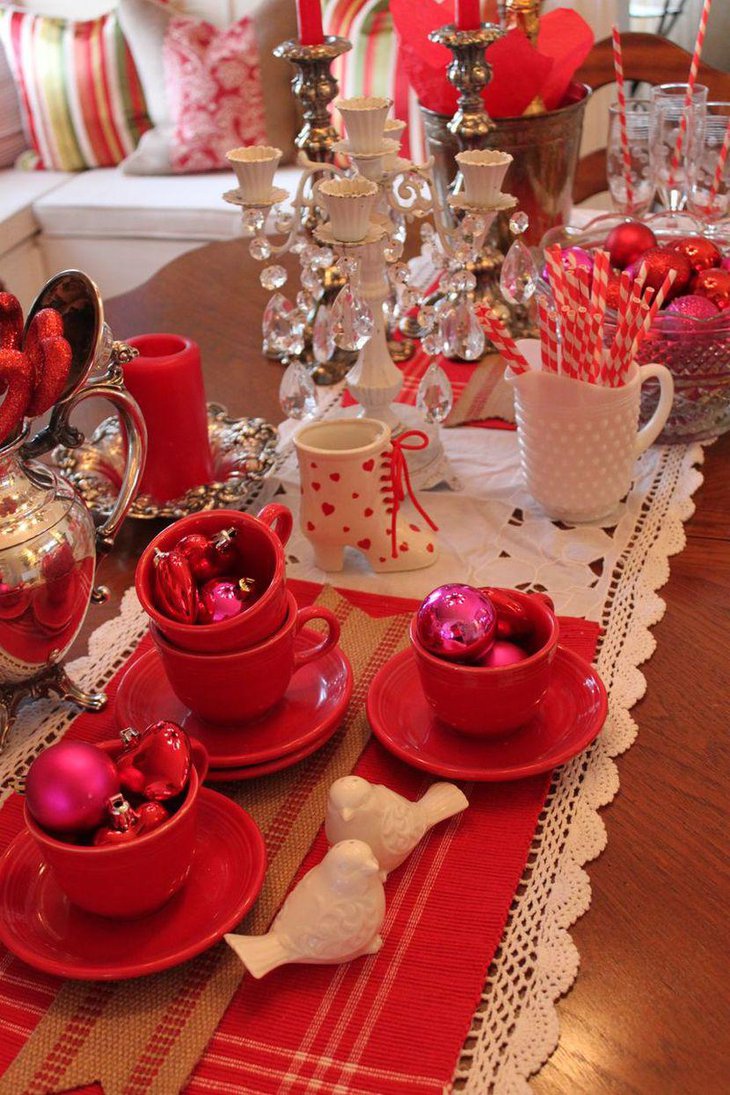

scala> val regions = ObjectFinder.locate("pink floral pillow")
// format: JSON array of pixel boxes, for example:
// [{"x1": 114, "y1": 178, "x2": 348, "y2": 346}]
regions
[{"x1": 163, "y1": 17, "x2": 268, "y2": 174}]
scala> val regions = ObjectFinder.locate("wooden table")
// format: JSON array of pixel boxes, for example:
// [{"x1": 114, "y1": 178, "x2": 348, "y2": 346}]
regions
[{"x1": 86, "y1": 238, "x2": 730, "y2": 1094}]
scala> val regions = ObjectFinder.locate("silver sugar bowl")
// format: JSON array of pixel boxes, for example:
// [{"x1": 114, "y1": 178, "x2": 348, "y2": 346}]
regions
[{"x1": 0, "y1": 271, "x2": 147, "y2": 748}]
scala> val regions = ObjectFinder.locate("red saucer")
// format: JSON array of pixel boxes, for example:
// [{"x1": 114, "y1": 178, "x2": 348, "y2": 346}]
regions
[
  {"x1": 116, "y1": 630, "x2": 352, "y2": 768},
  {"x1": 205, "y1": 721, "x2": 341, "y2": 782},
  {"x1": 367, "y1": 646, "x2": 607, "y2": 781},
  {"x1": 0, "y1": 789, "x2": 266, "y2": 980}
]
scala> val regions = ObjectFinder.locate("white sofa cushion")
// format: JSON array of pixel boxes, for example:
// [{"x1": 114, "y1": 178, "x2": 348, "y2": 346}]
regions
[
  {"x1": 0, "y1": 168, "x2": 70, "y2": 252},
  {"x1": 32, "y1": 163, "x2": 301, "y2": 241}
]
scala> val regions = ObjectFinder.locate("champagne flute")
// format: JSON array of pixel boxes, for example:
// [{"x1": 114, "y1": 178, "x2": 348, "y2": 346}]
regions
[
  {"x1": 687, "y1": 101, "x2": 730, "y2": 229},
  {"x1": 650, "y1": 83, "x2": 708, "y2": 210},
  {"x1": 607, "y1": 100, "x2": 654, "y2": 216}
]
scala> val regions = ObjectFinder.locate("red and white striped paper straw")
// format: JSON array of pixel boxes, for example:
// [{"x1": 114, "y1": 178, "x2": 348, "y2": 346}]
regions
[
  {"x1": 537, "y1": 297, "x2": 560, "y2": 373},
  {"x1": 612, "y1": 26, "x2": 634, "y2": 211},
  {"x1": 476, "y1": 305, "x2": 531, "y2": 374},
  {"x1": 706, "y1": 117, "x2": 730, "y2": 213},
  {"x1": 669, "y1": 0, "x2": 713, "y2": 181}
]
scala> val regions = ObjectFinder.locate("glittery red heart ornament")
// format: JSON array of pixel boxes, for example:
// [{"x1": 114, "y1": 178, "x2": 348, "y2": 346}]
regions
[
  {"x1": 26, "y1": 334, "x2": 73, "y2": 416},
  {"x1": 0, "y1": 347, "x2": 33, "y2": 445},
  {"x1": 0, "y1": 293, "x2": 23, "y2": 350},
  {"x1": 117, "y1": 721, "x2": 192, "y2": 801}
]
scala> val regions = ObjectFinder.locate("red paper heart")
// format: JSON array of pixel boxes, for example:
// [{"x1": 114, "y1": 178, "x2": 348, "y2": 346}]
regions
[
  {"x1": 0, "y1": 347, "x2": 33, "y2": 445},
  {"x1": 484, "y1": 30, "x2": 552, "y2": 119},
  {"x1": 117, "y1": 721, "x2": 192, "y2": 801},
  {"x1": 537, "y1": 10, "x2": 594, "y2": 112}
]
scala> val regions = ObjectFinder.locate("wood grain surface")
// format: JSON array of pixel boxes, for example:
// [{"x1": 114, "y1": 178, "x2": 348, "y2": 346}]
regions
[{"x1": 78, "y1": 239, "x2": 730, "y2": 1094}]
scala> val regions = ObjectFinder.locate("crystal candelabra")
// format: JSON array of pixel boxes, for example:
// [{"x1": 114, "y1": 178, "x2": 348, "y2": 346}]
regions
[
  {"x1": 398, "y1": 18, "x2": 542, "y2": 352},
  {"x1": 223, "y1": 96, "x2": 526, "y2": 451}
]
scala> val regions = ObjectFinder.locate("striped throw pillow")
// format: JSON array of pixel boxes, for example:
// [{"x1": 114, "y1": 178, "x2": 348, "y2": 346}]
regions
[{"x1": 0, "y1": 9, "x2": 151, "y2": 171}]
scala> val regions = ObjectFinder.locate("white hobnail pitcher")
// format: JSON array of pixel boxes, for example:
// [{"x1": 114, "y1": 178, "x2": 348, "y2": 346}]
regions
[{"x1": 506, "y1": 340, "x2": 674, "y2": 523}]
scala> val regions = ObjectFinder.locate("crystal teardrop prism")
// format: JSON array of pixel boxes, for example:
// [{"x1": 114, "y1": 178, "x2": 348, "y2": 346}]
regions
[
  {"x1": 279, "y1": 360, "x2": 317, "y2": 420},
  {"x1": 262, "y1": 293, "x2": 294, "y2": 356},
  {"x1": 440, "y1": 300, "x2": 485, "y2": 361},
  {"x1": 500, "y1": 238, "x2": 539, "y2": 306},
  {"x1": 416, "y1": 362, "x2": 453, "y2": 424},
  {"x1": 330, "y1": 286, "x2": 374, "y2": 352},
  {"x1": 312, "y1": 304, "x2": 336, "y2": 364}
]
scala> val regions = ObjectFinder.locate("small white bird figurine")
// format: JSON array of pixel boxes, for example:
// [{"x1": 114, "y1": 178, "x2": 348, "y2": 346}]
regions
[
  {"x1": 325, "y1": 776, "x2": 468, "y2": 876},
  {"x1": 225, "y1": 839, "x2": 385, "y2": 979}
]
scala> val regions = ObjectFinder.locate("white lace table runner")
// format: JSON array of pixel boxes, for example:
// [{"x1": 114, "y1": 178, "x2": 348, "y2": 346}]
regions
[{"x1": 0, "y1": 418, "x2": 705, "y2": 1094}]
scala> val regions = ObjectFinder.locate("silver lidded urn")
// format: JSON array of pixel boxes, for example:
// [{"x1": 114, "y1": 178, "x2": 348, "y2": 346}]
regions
[{"x1": 0, "y1": 271, "x2": 147, "y2": 749}]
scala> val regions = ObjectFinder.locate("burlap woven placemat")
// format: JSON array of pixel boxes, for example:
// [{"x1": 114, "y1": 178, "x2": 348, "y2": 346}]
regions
[
  {"x1": 443, "y1": 352, "x2": 515, "y2": 427},
  {"x1": 0, "y1": 587, "x2": 412, "y2": 1095}
]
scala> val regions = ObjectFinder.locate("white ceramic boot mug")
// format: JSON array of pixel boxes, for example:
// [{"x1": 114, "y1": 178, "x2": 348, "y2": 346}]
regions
[
  {"x1": 507, "y1": 340, "x2": 674, "y2": 523},
  {"x1": 294, "y1": 417, "x2": 438, "y2": 572}
]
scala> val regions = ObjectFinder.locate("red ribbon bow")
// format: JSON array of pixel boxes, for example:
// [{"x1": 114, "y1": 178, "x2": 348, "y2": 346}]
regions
[{"x1": 386, "y1": 430, "x2": 438, "y2": 559}]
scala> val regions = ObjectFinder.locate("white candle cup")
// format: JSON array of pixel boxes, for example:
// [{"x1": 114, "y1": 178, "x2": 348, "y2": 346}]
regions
[
  {"x1": 455, "y1": 149, "x2": 513, "y2": 205},
  {"x1": 336, "y1": 96, "x2": 392, "y2": 154},
  {"x1": 383, "y1": 119, "x2": 406, "y2": 169},
  {"x1": 317, "y1": 177, "x2": 378, "y2": 242},
  {"x1": 226, "y1": 145, "x2": 282, "y2": 202}
]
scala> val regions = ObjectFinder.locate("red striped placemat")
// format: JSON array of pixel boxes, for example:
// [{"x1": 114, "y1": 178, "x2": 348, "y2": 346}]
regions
[{"x1": 0, "y1": 581, "x2": 600, "y2": 1094}]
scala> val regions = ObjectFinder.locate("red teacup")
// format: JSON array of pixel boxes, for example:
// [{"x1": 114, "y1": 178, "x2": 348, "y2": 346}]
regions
[
  {"x1": 150, "y1": 591, "x2": 340, "y2": 725},
  {"x1": 136, "y1": 504, "x2": 293, "y2": 653},
  {"x1": 410, "y1": 589, "x2": 559, "y2": 736},
  {"x1": 24, "y1": 749, "x2": 201, "y2": 919}
]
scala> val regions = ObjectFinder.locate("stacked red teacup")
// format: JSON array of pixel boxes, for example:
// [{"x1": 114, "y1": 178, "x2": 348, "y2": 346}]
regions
[{"x1": 133, "y1": 505, "x2": 349, "y2": 782}]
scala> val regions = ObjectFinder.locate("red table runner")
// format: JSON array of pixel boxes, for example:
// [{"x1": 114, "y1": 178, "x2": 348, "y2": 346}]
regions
[{"x1": 0, "y1": 582, "x2": 600, "y2": 1094}]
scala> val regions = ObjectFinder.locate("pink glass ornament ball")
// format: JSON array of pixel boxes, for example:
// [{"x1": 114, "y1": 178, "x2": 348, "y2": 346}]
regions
[
  {"x1": 415, "y1": 584, "x2": 497, "y2": 663},
  {"x1": 198, "y1": 577, "x2": 252, "y2": 624},
  {"x1": 25, "y1": 741, "x2": 120, "y2": 834}
]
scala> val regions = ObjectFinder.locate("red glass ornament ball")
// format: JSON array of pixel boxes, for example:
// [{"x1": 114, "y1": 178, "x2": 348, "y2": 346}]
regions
[
  {"x1": 694, "y1": 267, "x2": 730, "y2": 311},
  {"x1": 668, "y1": 235, "x2": 722, "y2": 274},
  {"x1": 478, "y1": 640, "x2": 528, "y2": 668},
  {"x1": 605, "y1": 222, "x2": 656, "y2": 270},
  {"x1": 635, "y1": 247, "x2": 693, "y2": 302}
]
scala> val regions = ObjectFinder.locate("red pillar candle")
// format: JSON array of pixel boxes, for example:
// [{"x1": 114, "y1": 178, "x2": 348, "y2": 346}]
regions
[
  {"x1": 123, "y1": 334, "x2": 213, "y2": 503},
  {"x1": 456, "y1": 0, "x2": 481, "y2": 30},
  {"x1": 296, "y1": 0, "x2": 324, "y2": 45}
]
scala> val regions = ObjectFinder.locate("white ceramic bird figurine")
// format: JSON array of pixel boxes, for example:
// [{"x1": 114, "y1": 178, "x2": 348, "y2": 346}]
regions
[
  {"x1": 225, "y1": 839, "x2": 385, "y2": 979},
  {"x1": 325, "y1": 776, "x2": 468, "y2": 876}
]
